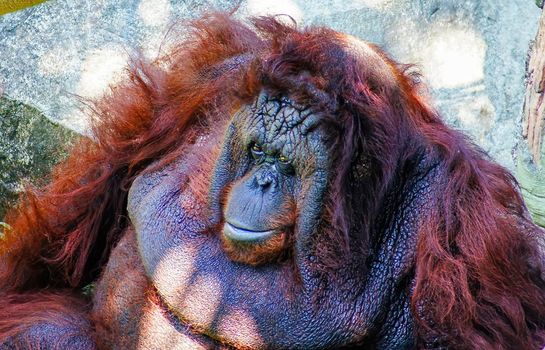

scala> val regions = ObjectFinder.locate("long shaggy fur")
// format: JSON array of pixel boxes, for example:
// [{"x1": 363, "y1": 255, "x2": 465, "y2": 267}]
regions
[{"x1": 0, "y1": 13, "x2": 544, "y2": 348}]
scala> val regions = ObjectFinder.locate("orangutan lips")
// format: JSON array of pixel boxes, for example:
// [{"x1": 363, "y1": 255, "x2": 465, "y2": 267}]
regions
[{"x1": 223, "y1": 222, "x2": 279, "y2": 242}]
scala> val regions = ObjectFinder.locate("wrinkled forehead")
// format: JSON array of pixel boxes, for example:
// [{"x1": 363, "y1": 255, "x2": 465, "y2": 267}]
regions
[{"x1": 237, "y1": 93, "x2": 322, "y2": 155}]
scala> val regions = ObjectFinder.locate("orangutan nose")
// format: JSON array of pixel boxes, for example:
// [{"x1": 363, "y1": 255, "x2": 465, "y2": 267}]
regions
[{"x1": 255, "y1": 169, "x2": 277, "y2": 192}]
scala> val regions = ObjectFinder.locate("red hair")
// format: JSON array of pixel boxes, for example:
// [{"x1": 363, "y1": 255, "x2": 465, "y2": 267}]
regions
[{"x1": 0, "y1": 13, "x2": 544, "y2": 349}]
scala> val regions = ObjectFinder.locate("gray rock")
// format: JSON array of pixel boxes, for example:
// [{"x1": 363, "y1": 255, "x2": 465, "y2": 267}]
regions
[
  {"x1": 0, "y1": 0, "x2": 235, "y2": 134},
  {"x1": 0, "y1": 0, "x2": 541, "y2": 172},
  {"x1": 0, "y1": 97, "x2": 76, "y2": 218}
]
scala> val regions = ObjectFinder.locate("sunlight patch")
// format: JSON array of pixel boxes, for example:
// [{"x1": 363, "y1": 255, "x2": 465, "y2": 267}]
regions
[
  {"x1": 421, "y1": 24, "x2": 486, "y2": 89},
  {"x1": 218, "y1": 309, "x2": 264, "y2": 348},
  {"x1": 76, "y1": 47, "x2": 128, "y2": 99},
  {"x1": 246, "y1": 0, "x2": 303, "y2": 23},
  {"x1": 138, "y1": 0, "x2": 172, "y2": 27},
  {"x1": 38, "y1": 46, "x2": 78, "y2": 77}
]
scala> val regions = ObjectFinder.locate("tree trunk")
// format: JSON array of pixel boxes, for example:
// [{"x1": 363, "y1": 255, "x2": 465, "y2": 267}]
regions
[
  {"x1": 523, "y1": 7, "x2": 545, "y2": 164},
  {"x1": 519, "y1": 7, "x2": 545, "y2": 227}
]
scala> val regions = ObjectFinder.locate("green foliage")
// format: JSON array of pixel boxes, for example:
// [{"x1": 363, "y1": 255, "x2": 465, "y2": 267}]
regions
[
  {"x1": 0, "y1": 97, "x2": 77, "y2": 219},
  {"x1": 0, "y1": 0, "x2": 48, "y2": 15}
]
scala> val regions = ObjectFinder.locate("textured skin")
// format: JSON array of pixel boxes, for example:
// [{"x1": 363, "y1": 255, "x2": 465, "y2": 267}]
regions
[
  {"x1": 90, "y1": 93, "x2": 442, "y2": 348},
  {"x1": 223, "y1": 95, "x2": 316, "y2": 239},
  {"x1": 92, "y1": 229, "x2": 222, "y2": 350},
  {"x1": 0, "y1": 315, "x2": 95, "y2": 350}
]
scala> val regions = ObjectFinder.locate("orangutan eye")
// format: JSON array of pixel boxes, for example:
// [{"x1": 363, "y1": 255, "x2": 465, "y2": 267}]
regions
[
  {"x1": 278, "y1": 155, "x2": 289, "y2": 164},
  {"x1": 277, "y1": 154, "x2": 294, "y2": 175},
  {"x1": 250, "y1": 143, "x2": 264, "y2": 161}
]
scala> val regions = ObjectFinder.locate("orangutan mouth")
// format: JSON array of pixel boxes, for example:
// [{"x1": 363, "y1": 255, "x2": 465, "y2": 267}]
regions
[{"x1": 222, "y1": 222, "x2": 279, "y2": 242}]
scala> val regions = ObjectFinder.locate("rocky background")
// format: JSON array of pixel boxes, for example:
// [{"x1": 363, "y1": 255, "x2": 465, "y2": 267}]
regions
[
  {"x1": 0, "y1": 97, "x2": 76, "y2": 218},
  {"x1": 0, "y1": 0, "x2": 543, "y2": 225}
]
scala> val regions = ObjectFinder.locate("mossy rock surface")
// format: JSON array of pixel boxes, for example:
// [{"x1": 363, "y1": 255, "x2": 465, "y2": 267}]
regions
[
  {"x1": 0, "y1": 97, "x2": 77, "y2": 219},
  {"x1": 517, "y1": 151, "x2": 545, "y2": 228}
]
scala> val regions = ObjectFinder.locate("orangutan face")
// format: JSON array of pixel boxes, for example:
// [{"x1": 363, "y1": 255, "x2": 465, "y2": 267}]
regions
[{"x1": 219, "y1": 93, "x2": 330, "y2": 266}]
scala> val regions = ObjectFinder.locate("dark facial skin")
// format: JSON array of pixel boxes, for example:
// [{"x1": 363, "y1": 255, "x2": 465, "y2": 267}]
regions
[
  {"x1": 116, "y1": 91, "x2": 438, "y2": 349},
  {"x1": 223, "y1": 142, "x2": 294, "y2": 240},
  {"x1": 221, "y1": 94, "x2": 312, "y2": 265}
]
